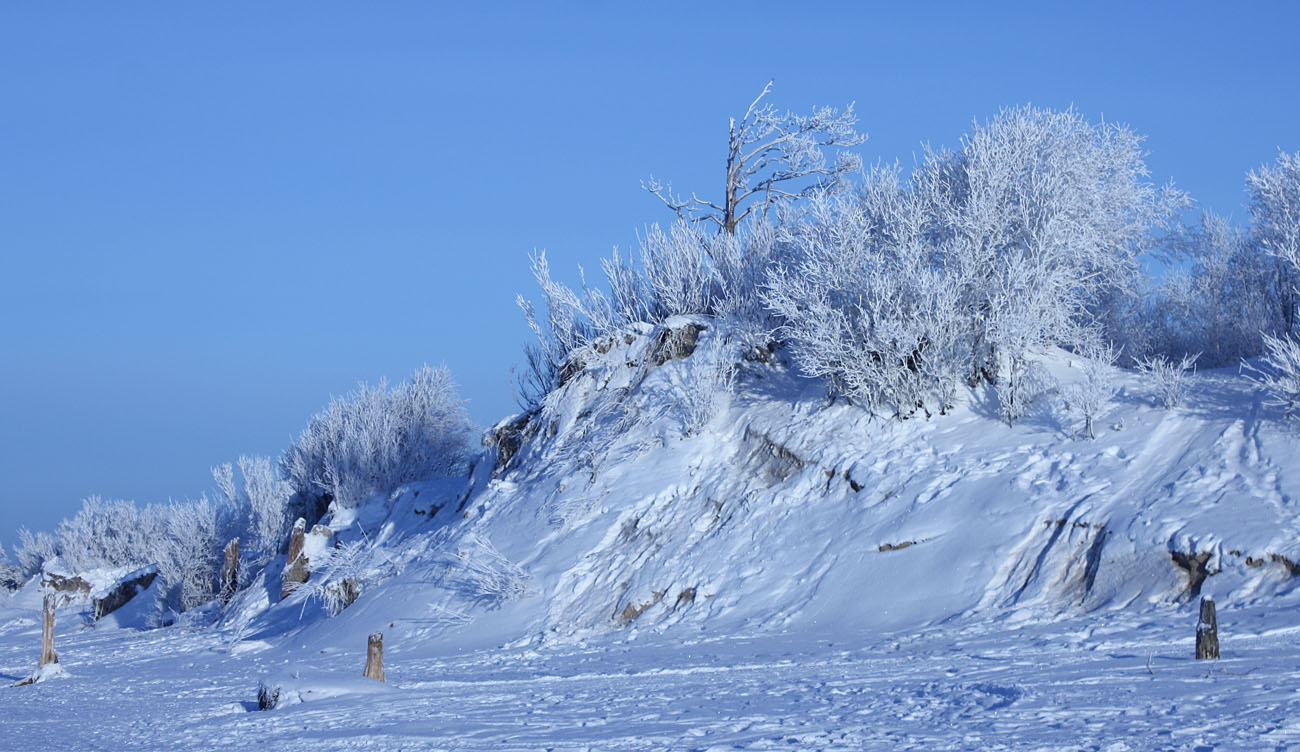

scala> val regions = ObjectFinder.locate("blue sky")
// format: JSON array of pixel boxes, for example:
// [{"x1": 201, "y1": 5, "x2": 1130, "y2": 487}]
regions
[{"x1": 2, "y1": 2, "x2": 1297, "y2": 545}]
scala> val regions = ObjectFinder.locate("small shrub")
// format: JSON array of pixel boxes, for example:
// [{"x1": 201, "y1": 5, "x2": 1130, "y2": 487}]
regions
[
  {"x1": 1135, "y1": 353, "x2": 1198, "y2": 409},
  {"x1": 1064, "y1": 343, "x2": 1122, "y2": 439},
  {"x1": 282, "y1": 365, "x2": 473, "y2": 509}
]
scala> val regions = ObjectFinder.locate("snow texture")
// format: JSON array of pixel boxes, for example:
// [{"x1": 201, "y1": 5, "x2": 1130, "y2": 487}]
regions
[{"x1": 4, "y1": 327, "x2": 1300, "y2": 749}]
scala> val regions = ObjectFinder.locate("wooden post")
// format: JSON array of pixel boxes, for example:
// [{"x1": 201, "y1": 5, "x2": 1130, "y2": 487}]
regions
[
  {"x1": 39, "y1": 592, "x2": 58, "y2": 667},
  {"x1": 1196, "y1": 597, "x2": 1219, "y2": 660},
  {"x1": 281, "y1": 518, "x2": 308, "y2": 600},
  {"x1": 364, "y1": 632, "x2": 385, "y2": 682},
  {"x1": 220, "y1": 538, "x2": 240, "y2": 605}
]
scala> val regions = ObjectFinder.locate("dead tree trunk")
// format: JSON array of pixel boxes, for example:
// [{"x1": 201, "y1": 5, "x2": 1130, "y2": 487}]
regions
[
  {"x1": 364, "y1": 632, "x2": 385, "y2": 682},
  {"x1": 220, "y1": 538, "x2": 240, "y2": 605},
  {"x1": 281, "y1": 518, "x2": 308, "y2": 600},
  {"x1": 40, "y1": 592, "x2": 58, "y2": 667},
  {"x1": 1196, "y1": 597, "x2": 1219, "y2": 660}
]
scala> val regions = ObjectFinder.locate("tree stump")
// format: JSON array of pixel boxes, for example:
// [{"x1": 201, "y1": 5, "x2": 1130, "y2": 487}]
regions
[
  {"x1": 1196, "y1": 597, "x2": 1219, "y2": 660},
  {"x1": 281, "y1": 518, "x2": 308, "y2": 600},
  {"x1": 220, "y1": 538, "x2": 240, "y2": 605},
  {"x1": 40, "y1": 592, "x2": 58, "y2": 667},
  {"x1": 364, "y1": 632, "x2": 385, "y2": 682}
]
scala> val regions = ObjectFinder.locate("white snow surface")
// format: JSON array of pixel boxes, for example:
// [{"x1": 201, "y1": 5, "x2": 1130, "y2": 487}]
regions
[{"x1": 4, "y1": 323, "x2": 1300, "y2": 749}]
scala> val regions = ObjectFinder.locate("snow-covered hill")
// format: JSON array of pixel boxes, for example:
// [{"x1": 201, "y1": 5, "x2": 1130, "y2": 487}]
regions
[{"x1": 4, "y1": 319, "x2": 1300, "y2": 749}]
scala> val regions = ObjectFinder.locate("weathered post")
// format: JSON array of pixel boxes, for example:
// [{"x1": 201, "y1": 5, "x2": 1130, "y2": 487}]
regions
[
  {"x1": 220, "y1": 538, "x2": 240, "y2": 605},
  {"x1": 281, "y1": 518, "x2": 308, "y2": 600},
  {"x1": 364, "y1": 632, "x2": 385, "y2": 682},
  {"x1": 39, "y1": 592, "x2": 58, "y2": 667},
  {"x1": 1196, "y1": 597, "x2": 1219, "y2": 660}
]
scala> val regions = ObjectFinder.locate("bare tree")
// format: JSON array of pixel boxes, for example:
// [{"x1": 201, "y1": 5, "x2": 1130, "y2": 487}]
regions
[{"x1": 644, "y1": 80, "x2": 865, "y2": 239}]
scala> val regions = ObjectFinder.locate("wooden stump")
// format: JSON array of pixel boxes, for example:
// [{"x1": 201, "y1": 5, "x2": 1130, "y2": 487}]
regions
[
  {"x1": 40, "y1": 592, "x2": 58, "y2": 667},
  {"x1": 220, "y1": 538, "x2": 240, "y2": 605},
  {"x1": 364, "y1": 632, "x2": 385, "y2": 682},
  {"x1": 281, "y1": 519, "x2": 308, "y2": 600},
  {"x1": 1196, "y1": 597, "x2": 1219, "y2": 660}
]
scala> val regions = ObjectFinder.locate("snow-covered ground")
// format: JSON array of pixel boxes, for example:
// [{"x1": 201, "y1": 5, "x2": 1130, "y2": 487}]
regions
[
  {"x1": 4, "y1": 322, "x2": 1300, "y2": 749},
  {"x1": 2, "y1": 602, "x2": 1298, "y2": 750}
]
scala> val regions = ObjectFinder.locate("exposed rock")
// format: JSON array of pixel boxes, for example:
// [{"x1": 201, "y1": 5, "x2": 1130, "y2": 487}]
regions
[
  {"x1": 740, "y1": 427, "x2": 806, "y2": 485},
  {"x1": 1270, "y1": 553, "x2": 1300, "y2": 576},
  {"x1": 615, "y1": 590, "x2": 665, "y2": 626},
  {"x1": 92, "y1": 563, "x2": 160, "y2": 621},
  {"x1": 485, "y1": 412, "x2": 534, "y2": 476},
  {"x1": 1170, "y1": 550, "x2": 1215, "y2": 599},
  {"x1": 41, "y1": 571, "x2": 91, "y2": 599},
  {"x1": 878, "y1": 541, "x2": 916, "y2": 553},
  {"x1": 649, "y1": 322, "x2": 706, "y2": 366}
]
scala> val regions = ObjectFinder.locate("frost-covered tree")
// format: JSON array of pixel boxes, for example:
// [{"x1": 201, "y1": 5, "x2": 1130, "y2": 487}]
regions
[
  {"x1": 766, "y1": 168, "x2": 967, "y2": 417},
  {"x1": 1063, "y1": 343, "x2": 1121, "y2": 439},
  {"x1": 1133, "y1": 213, "x2": 1278, "y2": 364},
  {"x1": 1247, "y1": 151, "x2": 1300, "y2": 335},
  {"x1": 917, "y1": 106, "x2": 1185, "y2": 381},
  {"x1": 282, "y1": 365, "x2": 473, "y2": 509},
  {"x1": 644, "y1": 80, "x2": 864, "y2": 238},
  {"x1": 1248, "y1": 333, "x2": 1300, "y2": 420}
]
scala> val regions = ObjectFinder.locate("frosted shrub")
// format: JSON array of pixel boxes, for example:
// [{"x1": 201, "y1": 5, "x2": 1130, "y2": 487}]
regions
[
  {"x1": 1247, "y1": 334, "x2": 1300, "y2": 419},
  {"x1": 283, "y1": 365, "x2": 473, "y2": 509},
  {"x1": 443, "y1": 534, "x2": 531, "y2": 604},
  {"x1": 13, "y1": 528, "x2": 58, "y2": 577},
  {"x1": 679, "y1": 336, "x2": 738, "y2": 436},
  {"x1": 640, "y1": 222, "x2": 714, "y2": 320},
  {"x1": 156, "y1": 497, "x2": 226, "y2": 610},
  {"x1": 1064, "y1": 344, "x2": 1122, "y2": 439},
  {"x1": 53, "y1": 496, "x2": 161, "y2": 573},
  {"x1": 213, "y1": 455, "x2": 294, "y2": 564},
  {"x1": 766, "y1": 172, "x2": 968, "y2": 417},
  {"x1": 301, "y1": 540, "x2": 372, "y2": 615},
  {"x1": 1135, "y1": 353, "x2": 1198, "y2": 409}
]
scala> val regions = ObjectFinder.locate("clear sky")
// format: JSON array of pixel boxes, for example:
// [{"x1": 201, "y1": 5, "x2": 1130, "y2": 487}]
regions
[{"x1": 2, "y1": 2, "x2": 1298, "y2": 546}]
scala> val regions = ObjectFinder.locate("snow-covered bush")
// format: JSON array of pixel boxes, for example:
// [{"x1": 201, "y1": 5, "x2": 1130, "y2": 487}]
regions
[
  {"x1": 1064, "y1": 343, "x2": 1122, "y2": 439},
  {"x1": 442, "y1": 534, "x2": 531, "y2": 604},
  {"x1": 766, "y1": 172, "x2": 966, "y2": 417},
  {"x1": 213, "y1": 455, "x2": 294, "y2": 564},
  {"x1": 1135, "y1": 353, "x2": 1198, "y2": 409},
  {"x1": 300, "y1": 539, "x2": 372, "y2": 615},
  {"x1": 640, "y1": 222, "x2": 714, "y2": 321},
  {"x1": 1247, "y1": 333, "x2": 1300, "y2": 419},
  {"x1": 156, "y1": 497, "x2": 227, "y2": 610},
  {"x1": 52, "y1": 496, "x2": 162, "y2": 573},
  {"x1": 679, "y1": 335, "x2": 738, "y2": 436},
  {"x1": 517, "y1": 219, "x2": 785, "y2": 409},
  {"x1": 282, "y1": 365, "x2": 473, "y2": 510},
  {"x1": 0, "y1": 543, "x2": 23, "y2": 590},
  {"x1": 14, "y1": 527, "x2": 59, "y2": 578}
]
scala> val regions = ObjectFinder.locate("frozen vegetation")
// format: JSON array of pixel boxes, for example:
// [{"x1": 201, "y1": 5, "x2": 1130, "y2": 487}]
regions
[{"x1": 4, "y1": 86, "x2": 1300, "y2": 749}]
